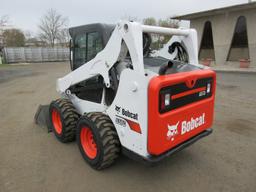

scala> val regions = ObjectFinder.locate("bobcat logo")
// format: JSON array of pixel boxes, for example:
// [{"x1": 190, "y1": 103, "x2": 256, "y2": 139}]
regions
[{"x1": 167, "y1": 122, "x2": 179, "y2": 141}]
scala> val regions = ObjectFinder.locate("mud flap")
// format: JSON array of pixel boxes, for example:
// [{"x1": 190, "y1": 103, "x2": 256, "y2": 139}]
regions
[{"x1": 34, "y1": 105, "x2": 52, "y2": 132}]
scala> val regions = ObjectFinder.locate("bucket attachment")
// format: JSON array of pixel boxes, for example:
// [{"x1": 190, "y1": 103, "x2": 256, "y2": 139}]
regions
[{"x1": 34, "y1": 105, "x2": 52, "y2": 132}]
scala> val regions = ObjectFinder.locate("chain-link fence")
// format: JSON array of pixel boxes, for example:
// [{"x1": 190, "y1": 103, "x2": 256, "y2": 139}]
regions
[{"x1": 3, "y1": 47, "x2": 69, "y2": 63}]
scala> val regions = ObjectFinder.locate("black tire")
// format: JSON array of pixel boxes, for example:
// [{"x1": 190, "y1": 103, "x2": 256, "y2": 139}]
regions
[
  {"x1": 76, "y1": 112, "x2": 121, "y2": 170},
  {"x1": 49, "y1": 98, "x2": 80, "y2": 143}
]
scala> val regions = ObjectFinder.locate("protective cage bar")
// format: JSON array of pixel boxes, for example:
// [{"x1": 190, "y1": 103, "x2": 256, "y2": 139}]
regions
[{"x1": 141, "y1": 25, "x2": 190, "y2": 36}]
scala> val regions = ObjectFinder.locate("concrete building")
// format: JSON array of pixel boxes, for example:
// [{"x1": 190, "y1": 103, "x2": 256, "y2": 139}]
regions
[{"x1": 173, "y1": 1, "x2": 256, "y2": 68}]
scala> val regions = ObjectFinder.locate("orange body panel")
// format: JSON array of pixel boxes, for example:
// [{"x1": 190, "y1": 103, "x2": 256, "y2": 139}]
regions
[{"x1": 148, "y1": 69, "x2": 216, "y2": 155}]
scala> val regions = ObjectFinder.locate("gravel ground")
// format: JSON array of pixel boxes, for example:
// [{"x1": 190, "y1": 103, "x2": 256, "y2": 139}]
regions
[{"x1": 0, "y1": 62, "x2": 255, "y2": 192}]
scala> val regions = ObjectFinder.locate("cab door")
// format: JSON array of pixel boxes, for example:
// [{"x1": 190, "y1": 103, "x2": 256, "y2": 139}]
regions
[{"x1": 70, "y1": 31, "x2": 103, "y2": 71}]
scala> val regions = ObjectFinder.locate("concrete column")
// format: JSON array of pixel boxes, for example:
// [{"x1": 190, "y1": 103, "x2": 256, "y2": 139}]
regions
[
  {"x1": 212, "y1": 13, "x2": 237, "y2": 66},
  {"x1": 247, "y1": 10, "x2": 256, "y2": 68},
  {"x1": 191, "y1": 18, "x2": 205, "y2": 49}
]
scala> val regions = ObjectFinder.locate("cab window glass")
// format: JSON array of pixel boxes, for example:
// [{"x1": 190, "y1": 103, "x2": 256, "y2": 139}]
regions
[
  {"x1": 74, "y1": 34, "x2": 87, "y2": 69},
  {"x1": 87, "y1": 32, "x2": 103, "y2": 61}
]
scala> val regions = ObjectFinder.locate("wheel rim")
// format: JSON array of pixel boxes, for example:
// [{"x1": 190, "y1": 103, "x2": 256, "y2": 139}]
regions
[
  {"x1": 80, "y1": 127, "x2": 97, "y2": 159},
  {"x1": 52, "y1": 108, "x2": 62, "y2": 134}
]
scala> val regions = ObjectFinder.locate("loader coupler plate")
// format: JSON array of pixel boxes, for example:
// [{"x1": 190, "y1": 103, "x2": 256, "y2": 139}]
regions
[{"x1": 34, "y1": 105, "x2": 52, "y2": 132}]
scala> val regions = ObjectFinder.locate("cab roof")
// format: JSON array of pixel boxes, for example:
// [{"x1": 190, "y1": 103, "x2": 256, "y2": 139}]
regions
[{"x1": 69, "y1": 23, "x2": 115, "y2": 38}]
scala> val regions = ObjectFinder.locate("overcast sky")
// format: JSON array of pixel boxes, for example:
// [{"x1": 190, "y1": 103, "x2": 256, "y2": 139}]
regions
[{"x1": 0, "y1": 0, "x2": 247, "y2": 34}]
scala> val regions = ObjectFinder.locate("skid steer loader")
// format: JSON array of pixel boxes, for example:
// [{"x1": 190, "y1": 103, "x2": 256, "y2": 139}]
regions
[{"x1": 35, "y1": 21, "x2": 216, "y2": 170}]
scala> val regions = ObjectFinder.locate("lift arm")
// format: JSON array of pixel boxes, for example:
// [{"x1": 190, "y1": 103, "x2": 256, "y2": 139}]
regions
[{"x1": 56, "y1": 21, "x2": 199, "y2": 94}]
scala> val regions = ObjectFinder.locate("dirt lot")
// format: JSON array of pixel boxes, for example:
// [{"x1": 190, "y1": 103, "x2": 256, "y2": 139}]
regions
[{"x1": 0, "y1": 62, "x2": 255, "y2": 192}]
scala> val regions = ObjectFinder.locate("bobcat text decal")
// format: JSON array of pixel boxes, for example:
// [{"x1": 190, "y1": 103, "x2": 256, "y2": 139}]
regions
[
  {"x1": 115, "y1": 105, "x2": 138, "y2": 120},
  {"x1": 167, "y1": 113, "x2": 206, "y2": 141}
]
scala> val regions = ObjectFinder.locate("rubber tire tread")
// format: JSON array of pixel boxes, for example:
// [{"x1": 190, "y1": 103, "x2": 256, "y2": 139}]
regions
[
  {"x1": 50, "y1": 98, "x2": 79, "y2": 143},
  {"x1": 77, "y1": 112, "x2": 120, "y2": 170}
]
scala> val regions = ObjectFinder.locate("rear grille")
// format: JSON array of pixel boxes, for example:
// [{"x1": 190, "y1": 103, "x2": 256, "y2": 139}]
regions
[{"x1": 159, "y1": 77, "x2": 213, "y2": 113}]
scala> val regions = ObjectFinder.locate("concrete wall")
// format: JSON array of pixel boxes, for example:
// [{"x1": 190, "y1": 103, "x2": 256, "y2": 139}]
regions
[
  {"x1": 190, "y1": 8, "x2": 256, "y2": 67},
  {"x1": 228, "y1": 48, "x2": 249, "y2": 61},
  {"x1": 199, "y1": 49, "x2": 215, "y2": 60}
]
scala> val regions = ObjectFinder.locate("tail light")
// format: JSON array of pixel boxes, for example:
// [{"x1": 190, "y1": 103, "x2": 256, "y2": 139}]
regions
[
  {"x1": 207, "y1": 83, "x2": 211, "y2": 93},
  {"x1": 160, "y1": 92, "x2": 171, "y2": 111}
]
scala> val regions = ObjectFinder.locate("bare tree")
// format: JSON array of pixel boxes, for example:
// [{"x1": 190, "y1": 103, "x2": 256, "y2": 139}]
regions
[
  {"x1": 158, "y1": 18, "x2": 179, "y2": 28},
  {"x1": 0, "y1": 15, "x2": 10, "y2": 48},
  {"x1": 143, "y1": 17, "x2": 180, "y2": 50},
  {"x1": 2, "y1": 29, "x2": 25, "y2": 47},
  {"x1": 56, "y1": 28, "x2": 70, "y2": 47},
  {"x1": 0, "y1": 15, "x2": 9, "y2": 28},
  {"x1": 121, "y1": 15, "x2": 139, "y2": 22},
  {"x1": 143, "y1": 17, "x2": 157, "y2": 26},
  {"x1": 38, "y1": 9, "x2": 68, "y2": 47}
]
